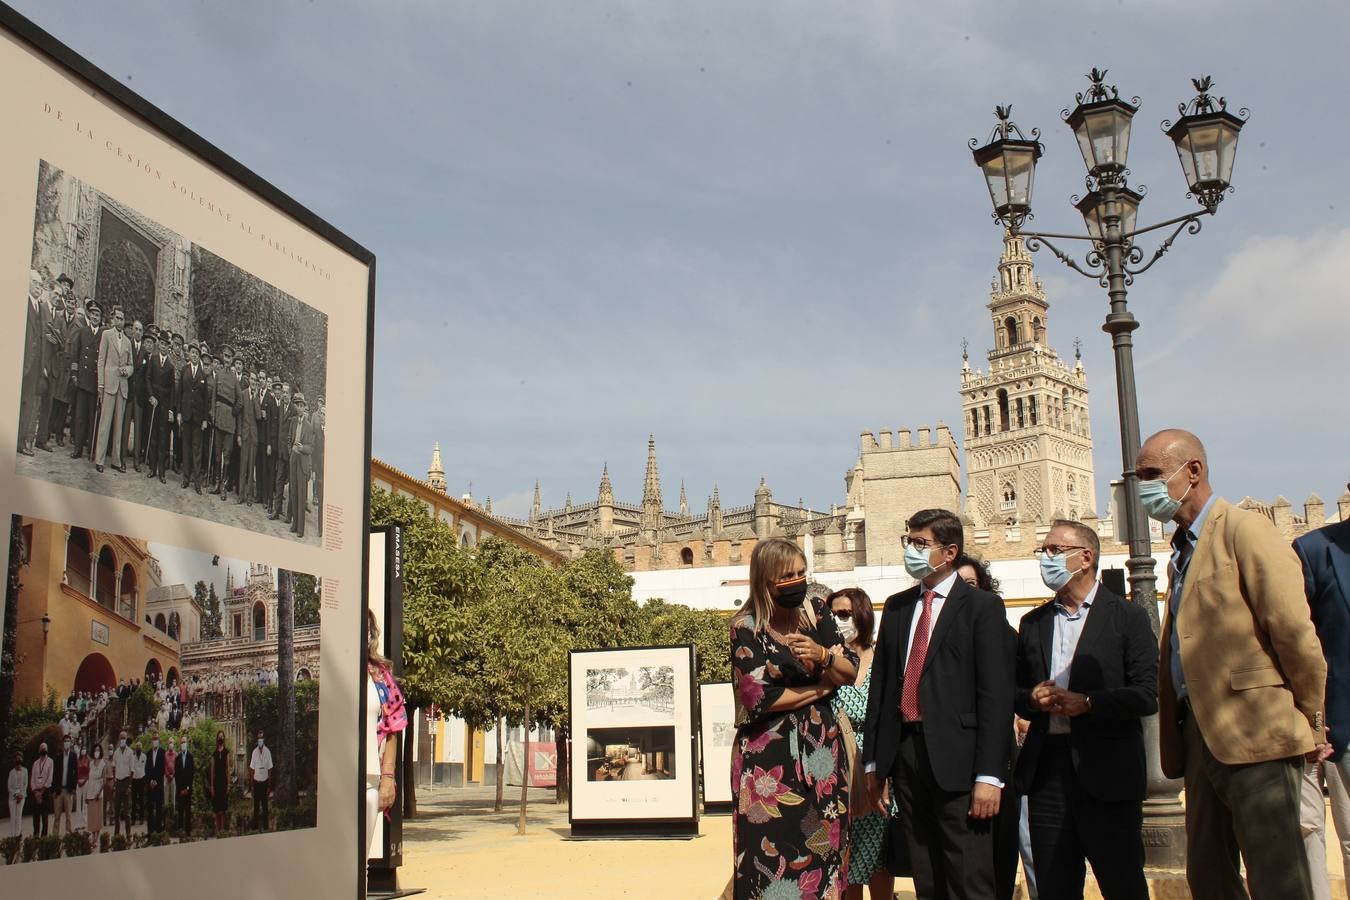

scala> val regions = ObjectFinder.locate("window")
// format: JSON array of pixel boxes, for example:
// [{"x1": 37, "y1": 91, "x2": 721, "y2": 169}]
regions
[
  {"x1": 154, "y1": 613, "x2": 167, "y2": 632},
  {"x1": 66, "y1": 528, "x2": 92, "y2": 596},
  {"x1": 1029, "y1": 396, "x2": 1038, "y2": 426},
  {"x1": 680, "y1": 547, "x2": 694, "y2": 566},
  {"x1": 233, "y1": 614, "x2": 243, "y2": 639},
  {"x1": 95, "y1": 546, "x2": 117, "y2": 610},
  {"x1": 253, "y1": 602, "x2": 266, "y2": 642},
  {"x1": 1004, "y1": 316, "x2": 1018, "y2": 347},
  {"x1": 997, "y1": 390, "x2": 1010, "y2": 432},
  {"x1": 1015, "y1": 397, "x2": 1024, "y2": 429}
]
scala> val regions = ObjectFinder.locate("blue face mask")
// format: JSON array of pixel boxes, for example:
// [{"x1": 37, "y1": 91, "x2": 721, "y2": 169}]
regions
[
  {"x1": 904, "y1": 543, "x2": 939, "y2": 579},
  {"x1": 1138, "y1": 462, "x2": 1191, "y2": 523},
  {"x1": 1039, "y1": 549, "x2": 1084, "y2": 592}
]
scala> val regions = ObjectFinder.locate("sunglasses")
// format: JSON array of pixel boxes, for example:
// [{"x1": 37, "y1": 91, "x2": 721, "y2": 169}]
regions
[{"x1": 831, "y1": 610, "x2": 853, "y2": 620}]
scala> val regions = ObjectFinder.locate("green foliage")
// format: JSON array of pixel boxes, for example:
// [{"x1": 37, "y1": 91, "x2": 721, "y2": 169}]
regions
[
  {"x1": 243, "y1": 681, "x2": 319, "y2": 793},
  {"x1": 1, "y1": 515, "x2": 21, "y2": 754},
  {"x1": 189, "y1": 245, "x2": 328, "y2": 400},
  {"x1": 5, "y1": 690, "x2": 62, "y2": 765},
  {"x1": 35, "y1": 834, "x2": 61, "y2": 860},
  {"x1": 198, "y1": 580, "x2": 222, "y2": 641},
  {"x1": 125, "y1": 681, "x2": 157, "y2": 736},
  {"x1": 636, "y1": 599, "x2": 731, "y2": 685},
  {"x1": 294, "y1": 574, "x2": 321, "y2": 628},
  {"x1": 0, "y1": 835, "x2": 21, "y2": 864},
  {"x1": 61, "y1": 830, "x2": 94, "y2": 857},
  {"x1": 110, "y1": 833, "x2": 128, "y2": 852}
]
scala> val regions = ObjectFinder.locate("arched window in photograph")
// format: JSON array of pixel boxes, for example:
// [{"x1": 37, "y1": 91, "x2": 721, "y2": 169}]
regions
[
  {"x1": 253, "y1": 601, "x2": 267, "y2": 642},
  {"x1": 997, "y1": 389, "x2": 1010, "y2": 432},
  {"x1": 1062, "y1": 389, "x2": 1071, "y2": 432},
  {"x1": 154, "y1": 613, "x2": 167, "y2": 632},
  {"x1": 1015, "y1": 397, "x2": 1025, "y2": 429},
  {"x1": 95, "y1": 545, "x2": 116, "y2": 610},
  {"x1": 680, "y1": 547, "x2": 694, "y2": 566},
  {"x1": 1033, "y1": 316, "x2": 1043, "y2": 342},
  {"x1": 1029, "y1": 396, "x2": 1038, "y2": 426},
  {"x1": 167, "y1": 611, "x2": 180, "y2": 641},
  {"x1": 119, "y1": 564, "x2": 137, "y2": 621},
  {"x1": 66, "y1": 527, "x2": 92, "y2": 596},
  {"x1": 1005, "y1": 316, "x2": 1019, "y2": 347},
  {"x1": 461, "y1": 531, "x2": 473, "y2": 548}
]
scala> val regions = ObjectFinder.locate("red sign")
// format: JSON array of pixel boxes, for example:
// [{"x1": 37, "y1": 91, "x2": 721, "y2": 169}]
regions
[{"x1": 526, "y1": 742, "x2": 557, "y2": 788}]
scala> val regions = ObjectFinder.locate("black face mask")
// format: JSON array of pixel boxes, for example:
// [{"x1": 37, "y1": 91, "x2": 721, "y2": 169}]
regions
[{"x1": 773, "y1": 576, "x2": 808, "y2": 609}]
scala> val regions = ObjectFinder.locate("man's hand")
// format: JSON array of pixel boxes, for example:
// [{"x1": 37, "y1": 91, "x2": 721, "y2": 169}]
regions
[
  {"x1": 969, "y1": 781, "x2": 1001, "y2": 820},
  {"x1": 1051, "y1": 691, "x2": 1091, "y2": 718},
  {"x1": 865, "y1": 771, "x2": 891, "y2": 816},
  {"x1": 1307, "y1": 743, "x2": 1334, "y2": 763},
  {"x1": 1030, "y1": 680, "x2": 1057, "y2": 712}
]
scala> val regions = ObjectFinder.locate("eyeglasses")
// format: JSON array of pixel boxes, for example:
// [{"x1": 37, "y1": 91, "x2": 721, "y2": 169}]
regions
[
  {"x1": 901, "y1": 536, "x2": 947, "y2": 550},
  {"x1": 1034, "y1": 545, "x2": 1087, "y2": 557},
  {"x1": 831, "y1": 609, "x2": 853, "y2": 620}
]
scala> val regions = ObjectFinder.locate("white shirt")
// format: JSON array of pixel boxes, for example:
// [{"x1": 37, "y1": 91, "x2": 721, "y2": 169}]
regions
[
  {"x1": 1048, "y1": 583, "x2": 1099, "y2": 735},
  {"x1": 8, "y1": 767, "x2": 26, "y2": 800},
  {"x1": 250, "y1": 745, "x2": 273, "y2": 782},
  {"x1": 112, "y1": 746, "x2": 134, "y2": 780},
  {"x1": 131, "y1": 752, "x2": 146, "y2": 779}
]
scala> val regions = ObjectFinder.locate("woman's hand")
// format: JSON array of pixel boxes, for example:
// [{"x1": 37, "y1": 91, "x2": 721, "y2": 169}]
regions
[
  {"x1": 783, "y1": 633, "x2": 825, "y2": 669},
  {"x1": 377, "y1": 777, "x2": 396, "y2": 811}
]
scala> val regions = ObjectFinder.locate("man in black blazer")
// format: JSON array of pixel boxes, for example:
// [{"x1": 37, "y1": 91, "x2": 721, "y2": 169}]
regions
[
  {"x1": 1014, "y1": 519, "x2": 1157, "y2": 900},
  {"x1": 144, "y1": 331, "x2": 176, "y2": 482},
  {"x1": 174, "y1": 735, "x2": 195, "y2": 835},
  {"x1": 1294, "y1": 489, "x2": 1350, "y2": 891},
  {"x1": 144, "y1": 732, "x2": 166, "y2": 833},
  {"x1": 863, "y1": 508, "x2": 1013, "y2": 900},
  {"x1": 176, "y1": 343, "x2": 211, "y2": 494},
  {"x1": 68, "y1": 301, "x2": 103, "y2": 459}
]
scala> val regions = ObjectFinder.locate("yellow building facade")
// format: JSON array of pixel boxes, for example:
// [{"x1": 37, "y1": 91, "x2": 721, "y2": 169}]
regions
[{"x1": 13, "y1": 517, "x2": 180, "y2": 704}]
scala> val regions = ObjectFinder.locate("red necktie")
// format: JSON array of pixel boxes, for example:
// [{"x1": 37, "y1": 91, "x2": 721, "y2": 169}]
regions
[{"x1": 900, "y1": 589, "x2": 937, "y2": 722}]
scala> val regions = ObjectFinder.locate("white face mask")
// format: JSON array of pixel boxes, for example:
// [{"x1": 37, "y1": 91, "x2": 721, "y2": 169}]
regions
[
  {"x1": 257, "y1": 740, "x2": 264, "y2": 748},
  {"x1": 834, "y1": 614, "x2": 858, "y2": 644}
]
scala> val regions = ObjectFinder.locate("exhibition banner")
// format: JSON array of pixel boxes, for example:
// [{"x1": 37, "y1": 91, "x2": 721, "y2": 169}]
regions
[
  {"x1": 568, "y1": 645, "x2": 699, "y2": 836},
  {"x1": 0, "y1": 5, "x2": 375, "y2": 897},
  {"x1": 697, "y1": 681, "x2": 734, "y2": 808}
]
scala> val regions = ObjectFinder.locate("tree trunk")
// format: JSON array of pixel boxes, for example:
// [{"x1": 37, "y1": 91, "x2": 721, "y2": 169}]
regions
[
  {"x1": 275, "y1": 569, "x2": 297, "y2": 807},
  {"x1": 494, "y1": 716, "x2": 504, "y2": 812},
  {"x1": 402, "y1": 710, "x2": 417, "y2": 820},
  {"x1": 554, "y1": 723, "x2": 570, "y2": 805},
  {"x1": 516, "y1": 703, "x2": 530, "y2": 835}
]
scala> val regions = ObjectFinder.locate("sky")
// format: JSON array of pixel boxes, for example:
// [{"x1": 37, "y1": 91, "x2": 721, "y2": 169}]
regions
[
  {"x1": 15, "y1": 1, "x2": 1349, "y2": 522},
  {"x1": 149, "y1": 541, "x2": 253, "y2": 599}
]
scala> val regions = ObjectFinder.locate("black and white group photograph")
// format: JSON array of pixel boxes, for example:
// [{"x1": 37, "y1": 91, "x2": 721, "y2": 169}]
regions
[
  {"x1": 584, "y1": 665, "x2": 675, "y2": 722},
  {"x1": 15, "y1": 160, "x2": 330, "y2": 546},
  {"x1": 1, "y1": 512, "x2": 322, "y2": 865},
  {"x1": 585, "y1": 726, "x2": 678, "y2": 783}
]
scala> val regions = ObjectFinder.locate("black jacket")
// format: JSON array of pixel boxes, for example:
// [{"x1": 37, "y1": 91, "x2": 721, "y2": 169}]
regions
[
  {"x1": 863, "y1": 577, "x2": 1013, "y2": 792},
  {"x1": 1013, "y1": 586, "x2": 1158, "y2": 802},
  {"x1": 1295, "y1": 521, "x2": 1350, "y2": 761}
]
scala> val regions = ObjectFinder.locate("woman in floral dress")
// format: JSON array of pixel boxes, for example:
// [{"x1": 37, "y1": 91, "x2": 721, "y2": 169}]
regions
[
  {"x1": 826, "y1": 588, "x2": 896, "y2": 900},
  {"x1": 731, "y1": 537, "x2": 858, "y2": 900}
]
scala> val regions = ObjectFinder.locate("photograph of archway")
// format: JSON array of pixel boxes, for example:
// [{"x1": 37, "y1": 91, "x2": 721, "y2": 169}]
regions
[
  {"x1": 15, "y1": 159, "x2": 329, "y2": 547},
  {"x1": 0, "y1": 513, "x2": 321, "y2": 864},
  {"x1": 584, "y1": 726, "x2": 677, "y2": 783}
]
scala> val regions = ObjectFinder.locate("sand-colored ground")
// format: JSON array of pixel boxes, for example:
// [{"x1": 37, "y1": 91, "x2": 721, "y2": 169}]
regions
[{"x1": 397, "y1": 784, "x2": 1346, "y2": 899}]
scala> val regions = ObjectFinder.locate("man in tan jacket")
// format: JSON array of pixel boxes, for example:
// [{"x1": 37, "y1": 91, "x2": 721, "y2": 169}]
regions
[{"x1": 1139, "y1": 428, "x2": 1327, "y2": 900}]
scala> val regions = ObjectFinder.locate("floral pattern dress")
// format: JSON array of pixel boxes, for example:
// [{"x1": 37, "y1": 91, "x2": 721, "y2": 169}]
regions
[{"x1": 731, "y1": 598, "x2": 858, "y2": 900}]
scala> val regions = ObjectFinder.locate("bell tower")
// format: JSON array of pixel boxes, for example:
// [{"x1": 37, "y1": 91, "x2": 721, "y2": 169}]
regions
[{"x1": 961, "y1": 231, "x2": 1095, "y2": 526}]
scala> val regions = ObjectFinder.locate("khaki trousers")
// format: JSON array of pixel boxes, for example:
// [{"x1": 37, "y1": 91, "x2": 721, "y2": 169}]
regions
[
  {"x1": 1302, "y1": 756, "x2": 1350, "y2": 900},
  {"x1": 1183, "y1": 710, "x2": 1312, "y2": 900}
]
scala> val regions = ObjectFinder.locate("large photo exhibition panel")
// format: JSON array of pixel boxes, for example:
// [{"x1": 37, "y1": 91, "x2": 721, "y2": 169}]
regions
[
  {"x1": 0, "y1": 11, "x2": 371, "y2": 899},
  {"x1": 698, "y1": 681, "x2": 734, "y2": 807},
  {"x1": 568, "y1": 646, "x2": 697, "y2": 826}
]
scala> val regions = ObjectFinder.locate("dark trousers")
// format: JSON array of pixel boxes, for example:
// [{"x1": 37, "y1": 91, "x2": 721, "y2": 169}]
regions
[
  {"x1": 894, "y1": 728, "x2": 996, "y2": 900},
  {"x1": 31, "y1": 790, "x2": 49, "y2": 836},
  {"x1": 257, "y1": 448, "x2": 272, "y2": 507},
  {"x1": 131, "y1": 776, "x2": 145, "y2": 823},
  {"x1": 71, "y1": 388, "x2": 96, "y2": 453},
  {"x1": 1027, "y1": 737, "x2": 1147, "y2": 900},
  {"x1": 252, "y1": 782, "x2": 269, "y2": 830},
  {"x1": 181, "y1": 421, "x2": 205, "y2": 487},
  {"x1": 272, "y1": 459, "x2": 289, "y2": 516},
  {"x1": 993, "y1": 787, "x2": 1022, "y2": 900},
  {"x1": 18, "y1": 369, "x2": 41, "y2": 449},
  {"x1": 170, "y1": 420, "x2": 181, "y2": 470},
  {"x1": 238, "y1": 436, "x2": 257, "y2": 500},
  {"x1": 113, "y1": 777, "x2": 131, "y2": 834},
  {"x1": 213, "y1": 428, "x2": 232, "y2": 488},
  {"x1": 146, "y1": 780, "x2": 164, "y2": 832},
  {"x1": 35, "y1": 378, "x2": 53, "y2": 447},
  {"x1": 123, "y1": 398, "x2": 147, "y2": 466},
  {"x1": 49, "y1": 395, "x2": 70, "y2": 442},
  {"x1": 176, "y1": 788, "x2": 192, "y2": 833},
  {"x1": 289, "y1": 457, "x2": 307, "y2": 537},
  {"x1": 1182, "y1": 710, "x2": 1312, "y2": 900},
  {"x1": 147, "y1": 407, "x2": 170, "y2": 476}
]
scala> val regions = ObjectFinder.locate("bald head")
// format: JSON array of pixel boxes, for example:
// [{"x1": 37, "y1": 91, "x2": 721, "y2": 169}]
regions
[
  {"x1": 1143, "y1": 429, "x2": 1207, "y2": 469},
  {"x1": 1137, "y1": 428, "x2": 1214, "y2": 526}
]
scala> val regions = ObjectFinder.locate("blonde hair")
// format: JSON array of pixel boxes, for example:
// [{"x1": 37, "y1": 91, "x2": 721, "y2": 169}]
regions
[
  {"x1": 367, "y1": 608, "x2": 390, "y2": 668},
  {"x1": 739, "y1": 537, "x2": 811, "y2": 633}
]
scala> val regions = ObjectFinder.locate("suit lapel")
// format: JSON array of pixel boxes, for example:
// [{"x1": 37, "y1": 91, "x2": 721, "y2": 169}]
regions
[
  {"x1": 1037, "y1": 603, "x2": 1054, "y2": 677},
  {"x1": 922, "y1": 578, "x2": 966, "y2": 674},
  {"x1": 889, "y1": 587, "x2": 919, "y2": 683}
]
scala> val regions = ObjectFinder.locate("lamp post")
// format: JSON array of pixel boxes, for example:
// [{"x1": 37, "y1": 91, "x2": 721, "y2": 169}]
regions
[{"x1": 970, "y1": 69, "x2": 1247, "y2": 870}]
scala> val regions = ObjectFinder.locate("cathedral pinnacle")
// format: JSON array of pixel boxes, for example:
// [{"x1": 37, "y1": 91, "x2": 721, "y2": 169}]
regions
[
  {"x1": 642, "y1": 435, "x2": 663, "y2": 511},
  {"x1": 679, "y1": 480, "x2": 688, "y2": 516},
  {"x1": 598, "y1": 463, "x2": 614, "y2": 506},
  {"x1": 530, "y1": 481, "x2": 542, "y2": 521},
  {"x1": 427, "y1": 441, "x2": 446, "y2": 493}
]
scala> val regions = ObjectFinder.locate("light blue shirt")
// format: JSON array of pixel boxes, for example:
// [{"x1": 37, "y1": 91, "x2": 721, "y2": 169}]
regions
[
  {"x1": 1169, "y1": 494, "x2": 1217, "y2": 702},
  {"x1": 1049, "y1": 582, "x2": 1098, "y2": 734}
]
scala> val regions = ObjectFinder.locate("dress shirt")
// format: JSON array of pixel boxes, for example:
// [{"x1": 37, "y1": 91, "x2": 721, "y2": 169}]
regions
[
  {"x1": 112, "y1": 746, "x2": 134, "y2": 780},
  {"x1": 30, "y1": 755, "x2": 53, "y2": 791},
  {"x1": 1169, "y1": 494, "x2": 1217, "y2": 702},
  {"x1": 868, "y1": 569, "x2": 1003, "y2": 789},
  {"x1": 1048, "y1": 582, "x2": 1099, "y2": 734},
  {"x1": 251, "y1": 745, "x2": 273, "y2": 781},
  {"x1": 8, "y1": 766, "x2": 27, "y2": 799},
  {"x1": 132, "y1": 752, "x2": 146, "y2": 779}
]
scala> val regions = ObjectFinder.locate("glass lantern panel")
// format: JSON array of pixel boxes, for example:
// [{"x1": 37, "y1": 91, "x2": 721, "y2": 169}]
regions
[{"x1": 1006, "y1": 147, "x2": 1036, "y2": 208}]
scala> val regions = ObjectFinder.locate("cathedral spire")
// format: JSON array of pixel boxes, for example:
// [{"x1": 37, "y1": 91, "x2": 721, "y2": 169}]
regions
[
  {"x1": 598, "y1": 463, "x2": 614, "y2": 504},
  {"x1": 597, "y1": 463, "x2": 615, "y2": 534},
  {"x1": 427, "y1": 442, "x2": 446, "y2": 493},
  {"x1": 642, "y1": 435, "x2": 662, "y2": 512},
  {"x1": 530, "y1": 481, "x2": 541, "y2": 521},
  {"x1": 679, "y1": 480, "x2": 688, "y2": 516}
]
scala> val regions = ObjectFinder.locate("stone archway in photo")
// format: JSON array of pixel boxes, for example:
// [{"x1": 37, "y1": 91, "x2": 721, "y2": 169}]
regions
[
  {"x1": 144, "y1": 656, "x2": 163, "y2": 683},
  {"x1": 74, "y1": 651, "x2": 116, "y2": 694},
  {"x1": 93, "y1": 206, "x2": 159, "y2": 327}
]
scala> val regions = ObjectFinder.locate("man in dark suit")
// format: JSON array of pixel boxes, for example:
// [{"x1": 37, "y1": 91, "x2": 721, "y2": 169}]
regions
[
  {"x1": 144, "y1": 331, "x2": 176, "y2": 482},
  {"x1": 18, "y1": 269, "x2": 50, "y2": 455},
  {"x1": 144, "y1": 732, "x2": 165, "y2": 833},
  {"x1": 33, "y1": 276, "x2": 63, "y2": 453},
  {"x1": 46, "y1": 277, "x2": 81, "y2": 447},
  {"x1": 174, "y1": 735, "x2": 195, "y2": 835},
  {"x1": 176, "y1": 343, "x2": 210, "y2": 494},
  {"x1": 123, "y1": 320, "x2": 151, "y2": 471},
  {"x1": 235, "y1": 368, "x2": 260, "y2": 504},
  {"x1": 1295, "y1": 485, "x2": 1350, "y2": 895},
  {"x1": 52, "y1": 735, "x2": 79, "y2": 837},
  {"x1": 258, "y1": 376, "x2": 279, "y2": 511},
  {"x1": 270, "y1": 382, "x2": 292, "y2": 521},
  {"x1": 863, "y1": 508, "x2": 1013, "y2": 900},
  {"x1": 68, "y1": 301, "x2": 103, "y2": 459},
  {"x1": 285, "y1": 393, "x2": 314, "y2": 537},
  {"x1": 1014, "y1": 519, "x2": 1157, "y2": 900}
]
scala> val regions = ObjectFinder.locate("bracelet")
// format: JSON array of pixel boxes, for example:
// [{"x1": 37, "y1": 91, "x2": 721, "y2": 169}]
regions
[
  {"x1": 822, "y1": 648, "x2": 835, "y2": 670},
  {"x1": 380, "y1": 773, "x2": 396, "y2": 779}
]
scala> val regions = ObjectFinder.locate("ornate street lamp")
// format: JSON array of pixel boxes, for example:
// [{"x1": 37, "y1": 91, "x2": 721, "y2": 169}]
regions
[{"x1": 970, "y1": 68, "x2": 1248, "y2": 871}]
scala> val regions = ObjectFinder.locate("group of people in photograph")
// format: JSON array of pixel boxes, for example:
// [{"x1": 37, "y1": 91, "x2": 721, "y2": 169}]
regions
[
  {"x1": 730, "y1": 428, "x2": 1348, "y2": 900},
  {"x1": 18, "y1": 267, "x2": 325, "y2": 539}
]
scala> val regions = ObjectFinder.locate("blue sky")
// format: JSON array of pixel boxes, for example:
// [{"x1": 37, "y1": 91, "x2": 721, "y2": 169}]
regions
[{"x1": 16, "y1": 1, "x2": 1349, "y2": 521}]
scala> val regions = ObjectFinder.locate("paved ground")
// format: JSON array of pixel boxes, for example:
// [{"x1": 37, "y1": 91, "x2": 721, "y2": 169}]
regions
[
  {"x1": 16, "y1": 446, "x2": 318, "y2": 545},
  {"x1": 397, "y1": 785, "x2": 1349, "y2": 899}
]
